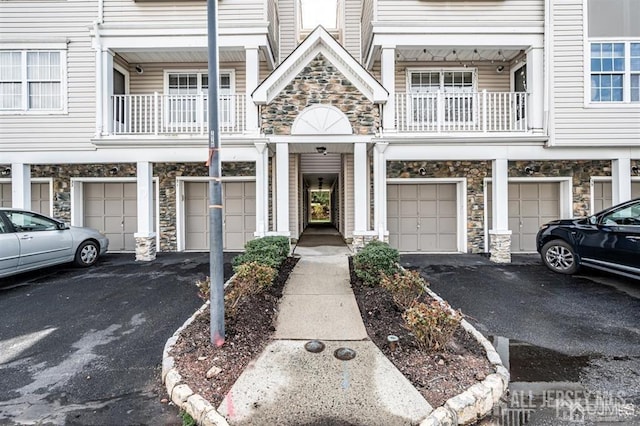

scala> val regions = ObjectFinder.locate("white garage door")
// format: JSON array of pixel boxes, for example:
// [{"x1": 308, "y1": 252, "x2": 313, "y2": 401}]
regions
[
  {"x1": 593, "y1": 181, "x2": 640, "y2": 212},
  {"x1": 488, "y1": 182, "x2": 560, "y2": 252},
  {"x1": 184, "y1": 181, "x2": 256, "y2": 251},
  {"x1": 84, "y1": 182, "x2": 137, "y2": 252},
  {"x1": 387, "y1": 183, "x2": 457, "y2": 252},
  {"x1": 0, "y1": 182, "x2": 50, "y2": 215}
]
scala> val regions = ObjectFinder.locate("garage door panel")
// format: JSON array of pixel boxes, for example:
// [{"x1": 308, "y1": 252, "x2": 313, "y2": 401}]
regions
[
  {"x1": 124, "y1": 199, "x2": 137, "y2": 216},
  {"x1": 419, "y1": 234, "x2": 437, "y2": 250},
  {"x1": 245, "y1": 199, "x2": 256, "y2": 213},
  {"x1": 633, "y1": 182, "x2": 640, "y2": 198},
  {"x1": 225, "y1": 198, "x2": 244, "y2": 214},
  {"x1": 400, "y1": 200, "x2": 418, "y2": 213},
  {"x1": 399, "y1": 235, "x2": 418, "y2": 252},
  {"x1": 438, "y1": 200, "x2": 456, "y2": 215},
  {"x1": 439, "y1": 217, "x2": 457, "y2": 232},
  {"x1": 419, "y1": 200, "x2": 437, "y2": 216},
  {"x1": 399, "y1": 185, "x2": 418, "y2": 198},
  {"x1": 418, "y1": 185, "x2": 437, "y2": 198},
  {"x1": 538, "y1": 183, "x2": 557, "y2": 199},
  {"x1": 387, "y1": 185, "x2": 398, "y2": 198},
  {"x1": 437, "y1": 184, "x2": 456, "y2": 199},
  {"x1": 519, "y1": 184, "x2": 540, "y2": 199},
  {"x1": 1, "y1": 183, "x2": 11, "y2": 207},
  {"x1": 387, "y1": 217, "x2": 398, "y2": 233},
  {"x1": 225, "y1": 215, "x2": 244, "y2": 232},
  {"x1": 508, "y1": 200, "x2": 521, "y2": 216},
  {"x1": 521, "y1": 200, "x2": 541, "y2": 215},
  {"x1": 400, "y1": 218, "x2": 417, "y2": 233}
]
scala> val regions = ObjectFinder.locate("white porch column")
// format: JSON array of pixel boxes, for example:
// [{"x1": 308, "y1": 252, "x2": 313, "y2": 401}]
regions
[
  {"x1": 101, "y1": 50, "x2": 114, "y2": 136},
  {"x1": 245, "y1": 47, "x2": 260, "y2": 133},
  {"x1": 490, "y1": 159, "x2": 511, "y2": 263},
  {"x1": 353, "y1": 143, "x2": 368, "y2": 247},
  {"x1": 134, "y1": 161, "x2": 156, "y2": 261},
  {"x1": 612, "y1": 158, "x2": 632, "y2": 205},
  {"x1": 11, "y1": 163, "x2": 31, "y2": 210},
  {"x1": 275, "y1": 143, "x2": 290, "y2": 236},
  {"x1": 373, "y1": 142, "x2": 388, "y2": 241},
  {"x1": 526, "y1": 46, "x2": 544, "y2": 133},
  {"x1": 381, "y1": 47, "x2": 396, "y2": 132},
  {"x1": 254, "y1": 142, "x2": 269, "y2": 237}
]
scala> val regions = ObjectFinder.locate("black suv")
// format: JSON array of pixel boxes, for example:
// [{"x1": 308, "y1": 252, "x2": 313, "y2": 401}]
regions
[{"x1": 536, "y1": 198, "x2": 640, "y2": 278}]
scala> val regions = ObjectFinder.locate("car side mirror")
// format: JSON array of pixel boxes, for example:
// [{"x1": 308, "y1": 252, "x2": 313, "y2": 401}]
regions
[
  {"x1": 588, "y1": 215, "x2": 598, "y2": 225},
  {"x1": 57, "y1": 222, "x2": 69, "y2": 230}
]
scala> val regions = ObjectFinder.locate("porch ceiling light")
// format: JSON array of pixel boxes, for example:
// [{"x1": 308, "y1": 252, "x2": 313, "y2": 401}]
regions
[
  {"x1": 135, "y1": 65, "x2": 144, "y2": 74},
  {"x1": 316, "y1": 146, "x2": 327, "y2": 155},
  {"x1": 1, "y1": 167, "x2": 10, "y2": 177},
  {"x1": 496, "y1": 65, "x2": 505, "y2": 73}
]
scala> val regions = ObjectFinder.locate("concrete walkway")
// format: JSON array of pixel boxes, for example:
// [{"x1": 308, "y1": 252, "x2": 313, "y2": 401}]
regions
[{"x1": 217, "y1": 225, "x2": 433, "y2": 425}]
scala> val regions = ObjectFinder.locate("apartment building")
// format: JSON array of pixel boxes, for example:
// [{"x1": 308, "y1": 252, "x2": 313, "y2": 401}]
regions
[{"x1": 1, "y1": 0, "x2": 638, "y2": 262}]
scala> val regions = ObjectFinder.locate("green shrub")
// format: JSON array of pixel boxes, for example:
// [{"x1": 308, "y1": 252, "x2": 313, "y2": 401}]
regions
[
  {"x1": 232, "y1": 236, "x2": 290, "y2": 271},
  {"x1": 380, "y1": 269, "x2": 426, "y2": 310},
  {"x1": 225, "y1": 262, "x2": 276, "y2": 317},
  {"x1": 402, "y1": 300, "x2": 462, "y2": 351},
  {"x1": 179, "y1": 410, "x2": 196, "y2": 426},
  {"x1": 353, "y1": 240, "x2": 399, "y2": 286}
]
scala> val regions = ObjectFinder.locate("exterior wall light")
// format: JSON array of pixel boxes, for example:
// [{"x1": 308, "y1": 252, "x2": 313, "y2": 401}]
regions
[
  {"x1": 135, "y1": 65, "x2": 144, "y2": 74},
  {"x1": 316, "y1": 146, "x2": 327, "y2": 155}
]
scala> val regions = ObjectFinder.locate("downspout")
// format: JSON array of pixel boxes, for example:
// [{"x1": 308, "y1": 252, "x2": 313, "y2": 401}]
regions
[
  {"x1": 543, "y1": 0, "x2": 551, "y2": 143},
  {"x1": 94, "y1": 0, "x2": 104, "y2": 137}
]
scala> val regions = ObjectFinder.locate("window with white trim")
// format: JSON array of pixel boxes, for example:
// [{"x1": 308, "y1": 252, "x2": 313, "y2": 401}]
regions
[
  {"x1": 0, "y1": 50, "x2": 63, "y2": 111},
  {"x1": 409, "y1": 70, "x2": 475, "y2": 123},
  {"x1": 166, "y1": 71, "x2": 233, "y2": 124},
  {"x1": 590, "y1": 42, "x2": 640, "y2": 103}
]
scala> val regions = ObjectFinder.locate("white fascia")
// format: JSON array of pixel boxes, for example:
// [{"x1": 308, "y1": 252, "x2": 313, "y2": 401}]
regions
[
  {"x1": 253, "y1": 27, "x2": 388, "y2": 104},
  {"x1": 99, "y1": 33, "x2": 268, "y2": 51},
  {"x1": 384, "y1": 144, "x2": 638, "y2": 162},
  {"x1": 371, "y1": 32, "x2": 544, "y2": 49}
]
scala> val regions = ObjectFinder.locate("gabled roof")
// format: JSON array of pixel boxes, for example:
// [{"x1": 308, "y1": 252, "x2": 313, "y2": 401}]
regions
[{"x1": 252, "y1": 26, "x2": 388, "y2": 105}]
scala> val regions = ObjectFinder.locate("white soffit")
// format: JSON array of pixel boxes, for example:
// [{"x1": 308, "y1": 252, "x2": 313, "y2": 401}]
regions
[{"x1": 252, "y1": 26, "x2": 388, "y2": 104}]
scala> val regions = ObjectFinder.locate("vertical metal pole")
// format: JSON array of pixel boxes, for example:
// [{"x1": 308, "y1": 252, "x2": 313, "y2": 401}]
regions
[{"x1": 208, "y1": 0, "x2": 225, "y2": 347}]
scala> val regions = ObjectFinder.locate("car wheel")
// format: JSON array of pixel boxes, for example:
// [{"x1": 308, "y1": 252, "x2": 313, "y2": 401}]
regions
[
  {"x1": 74, "y1": 240, "x2": 99, "y2": 267},
  {"x1": 541, "y1": 240, "x2": 578, "y2": 274}
]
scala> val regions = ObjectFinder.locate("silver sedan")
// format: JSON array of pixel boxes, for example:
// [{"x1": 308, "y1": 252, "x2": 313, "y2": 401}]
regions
[{"x1": 0, "y1": 208, "x2": 109, "y2": 278}]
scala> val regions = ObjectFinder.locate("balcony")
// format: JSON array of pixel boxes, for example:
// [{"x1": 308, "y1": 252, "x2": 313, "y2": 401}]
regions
[
  {"x1": 394, "y1": 91, "x2": 528, "y2": 134},
  {"x1": 109, "y1": 94, "x2": 246, "y2": 136}
]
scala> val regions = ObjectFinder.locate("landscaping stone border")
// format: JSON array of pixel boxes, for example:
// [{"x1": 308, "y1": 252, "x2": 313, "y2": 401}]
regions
[{"x1": 162, "y1": 279, "x2": 509, "y2": 426}]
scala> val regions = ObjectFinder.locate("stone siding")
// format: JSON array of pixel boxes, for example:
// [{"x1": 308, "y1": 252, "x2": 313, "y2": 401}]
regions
[
  {"x1": 260, "y1": 53, "x2": 380, "y2": 136},
  {"x1": 31, "y1": 162, "x2": 255, "y2": 252},
  {"x1": 387, "y1": 160, "x2": 491, "y2": 253},
  {"x1": 509, "y1": 160, "x2": 610, "y2": 217}
]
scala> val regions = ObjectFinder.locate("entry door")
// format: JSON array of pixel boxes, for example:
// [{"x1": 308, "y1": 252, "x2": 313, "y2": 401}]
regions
[
  {"x1": 387, "y1": 183, "x2": 457, "y2": 252},
  {"x1": 84, "y1": 182, "x2": 137, "y2": 251}
]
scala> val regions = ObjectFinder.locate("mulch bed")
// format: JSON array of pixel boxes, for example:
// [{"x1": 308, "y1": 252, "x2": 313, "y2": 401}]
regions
[{"x1": 167, "y1": 255, "x2": 494, "y2": 413}]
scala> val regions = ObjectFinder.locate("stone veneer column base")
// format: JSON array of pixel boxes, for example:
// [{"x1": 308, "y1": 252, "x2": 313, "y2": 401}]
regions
[
  {"x1": 489, "y1": 230, "x2": 512, "y2": 264},
  {"x1": 352, "y1": 231, "x2": 387, "y2": 252},
  {"x1": 135, "y1": 234, "x2": 157, "y2": 262}
]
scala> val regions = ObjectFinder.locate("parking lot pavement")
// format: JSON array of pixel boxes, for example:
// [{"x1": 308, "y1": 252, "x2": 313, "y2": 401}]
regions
[
  {"x1": 0, "y1": 252, "x2": 234, "y2": 426},
  {"x1": 401, "y1": 253, "x2": 640, "y2": 425}
]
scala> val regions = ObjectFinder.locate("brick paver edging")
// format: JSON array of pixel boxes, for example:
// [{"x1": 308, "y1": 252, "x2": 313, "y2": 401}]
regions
[{"x1": 162, "y1": 279, "x2": 509, "y2": 425}]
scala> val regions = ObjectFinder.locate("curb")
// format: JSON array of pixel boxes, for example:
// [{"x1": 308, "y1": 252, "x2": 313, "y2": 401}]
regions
[
  {"x1": 162, "y1": 277, "x2": 509, "y2": 426},
  {"x1": 418, "y1": 285, "x2": 510, "y2": 425}
]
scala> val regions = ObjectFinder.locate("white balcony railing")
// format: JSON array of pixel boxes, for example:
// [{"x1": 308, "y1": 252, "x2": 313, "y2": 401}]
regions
[
  {"x1": 110, "y1": 93, "x2": 246, "y2": 135},
  {"x1": 395, "y1": 91, "x2": 528, "y2": 133}
]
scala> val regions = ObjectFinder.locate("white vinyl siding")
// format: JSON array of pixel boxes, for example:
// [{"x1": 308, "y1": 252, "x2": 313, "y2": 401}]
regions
[
  {"x1": 103, "y1": 0, "x2": 267, "y2": 26},
  {"x1": 344, "y1": 0, "x2": 361, "y2": 61},
  {"x1": 278, "y1": 0, "x2": 297, "y2": 62},
  {"x1": 375, "y1": 0, "x2": 544, "y2": 24},
  {"x1": 0, "y1": 2, "x2": 95, "y2": 146},
  {"x1": 552, "y1": 0, "x2": 640, "y2": 145}
]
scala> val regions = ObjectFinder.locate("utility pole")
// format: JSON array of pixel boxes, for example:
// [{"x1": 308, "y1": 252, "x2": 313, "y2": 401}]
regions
[{"x1": 207, "y1": 0, "x2": 225, "y2": 347}]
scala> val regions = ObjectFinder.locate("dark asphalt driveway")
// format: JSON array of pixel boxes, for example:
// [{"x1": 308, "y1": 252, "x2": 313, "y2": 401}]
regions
[
  {"x1": 401, "y1": 253, "x2": 640, "y2": 425},
  {"x1": 0, "y1": 252, "x2": 235, "y2": 426}
]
